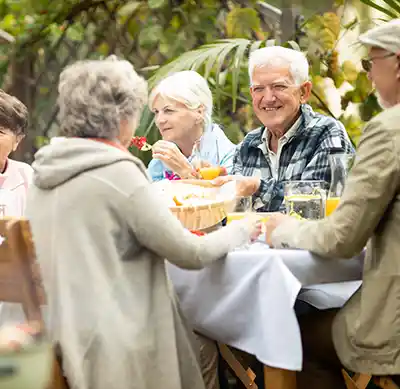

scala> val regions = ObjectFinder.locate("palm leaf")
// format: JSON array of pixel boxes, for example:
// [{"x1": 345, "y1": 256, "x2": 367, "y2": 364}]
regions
[
  {"x1": 360, "y1": 0, "x2": 399, "y2": 18},
  {"x1": 214, "y1": 41, "x2": 247, "y2": 111},
  {"x1": 249, "y1": 40, "x2": 263, "y2": 54},
  {"x1": 286, "y1": 40, "x2": 301, "y2": 51},
  {"x1": 231, "y1": 39, "x2": 251, "y2": 111},
  {"x1": 148, "y1": 40, "x2": 245, "y2": 89},
  {"x1": 379, "y1": 0, "x2": 400, "y2": 14},
  {"x1": 149, "y1": 38, "x2": 259, "y2": 112},
  {"x1": 204, "y1": 52, "x2": 219, "y2": 80},
  {"x1": 135, "y1": 106, "x2": 156, "y2": 138}
]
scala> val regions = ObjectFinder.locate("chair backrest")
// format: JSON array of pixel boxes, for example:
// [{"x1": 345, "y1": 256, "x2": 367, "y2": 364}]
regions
[
  {"x1": 218, "y1": 343, "x2": 258, "y2": 389},
  {"x1": 0, "y1": 218, "x2": 69, "y2": 389},
  {"x1": 0, "y1": 218, "x2": 45, "y2": 325},
  {"x1": 342, "y1": 370, "x2": 399, "y2": 389}
]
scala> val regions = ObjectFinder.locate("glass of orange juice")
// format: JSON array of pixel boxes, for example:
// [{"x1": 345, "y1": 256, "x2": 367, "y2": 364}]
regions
[
  {"x1": 325, "y1": 197, "x2": 340, "y2": 216},
  {"x1": 326, "y1": 153, "x2": 355, "y2": 217},
  {"x1": 198, "y1": 166, "x2": 222, "y2": 180},
  {"x1": 192, "y1": 137, "x2": 226, "y2": 180}
]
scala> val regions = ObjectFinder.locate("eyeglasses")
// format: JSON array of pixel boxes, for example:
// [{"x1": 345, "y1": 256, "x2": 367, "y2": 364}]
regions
[{"x1": 361, "y1": 53, "x2": 396, "y2": 72}]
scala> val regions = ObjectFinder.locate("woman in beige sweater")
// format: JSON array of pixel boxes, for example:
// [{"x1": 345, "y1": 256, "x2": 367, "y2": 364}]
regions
[{"x1": 26, "y1": 57, "x2": 260, "y2": 389}]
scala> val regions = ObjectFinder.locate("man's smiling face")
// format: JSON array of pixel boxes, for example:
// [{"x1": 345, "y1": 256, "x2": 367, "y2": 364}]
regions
[{"x1": 250, "y1": 66, "x2": 309, "y2": 133}]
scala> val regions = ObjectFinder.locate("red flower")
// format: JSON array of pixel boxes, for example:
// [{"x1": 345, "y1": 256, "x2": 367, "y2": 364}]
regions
[
  {"x1": 130, "y1": 136, "x2": 152, "y2": 151},
  {"x1": 190, "y1": 230, "x2": 206, "y2": 236}
]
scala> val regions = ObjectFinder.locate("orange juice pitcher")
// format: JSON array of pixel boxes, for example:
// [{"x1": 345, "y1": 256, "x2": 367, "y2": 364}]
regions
[{"x1": 326, "y1": 153, "x2": 355, "y2": 216}]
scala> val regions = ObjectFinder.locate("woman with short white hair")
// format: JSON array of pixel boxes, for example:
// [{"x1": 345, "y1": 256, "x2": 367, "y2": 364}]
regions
[
  {"x1": 148, "y1": 70, "x2": 236, "y2": 181},
  {"x1": 26, "y1": 57, "x2": 261, "y2": 389}
]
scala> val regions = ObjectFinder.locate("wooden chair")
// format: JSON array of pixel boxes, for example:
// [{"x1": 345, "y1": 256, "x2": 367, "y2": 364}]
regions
[
  {"x1": 218, "y1": 343, "x2": 296, "y2": 389},
  {"x1": 0, "y1": 218, "x2": 69, "y2": 389},
  {"x1": 342, "y1": 369, "x2": 399, "y2": 389},
  {"x1": 218, "y1": 342, "x2": 258, "y2": 388}
]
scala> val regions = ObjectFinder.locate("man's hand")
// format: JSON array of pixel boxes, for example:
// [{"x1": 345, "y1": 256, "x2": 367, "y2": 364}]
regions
[
  {"x1": 212, "y1": 175, "x2": 261, "y2": 196},
  {"x1": 152, "y1": 140, "x2": 193, "y2": 177},
  {"x1": 265, "y1": 213, "x2": 291, "y2": 246}
]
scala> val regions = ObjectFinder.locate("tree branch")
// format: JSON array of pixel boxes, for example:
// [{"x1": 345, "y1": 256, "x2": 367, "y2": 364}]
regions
[
  {"x1": 311, "y1": 90, "x2": 337, "y2": 119},
  {"x1": 16, "y1": 0, "x2": 108, "y2": 51}
]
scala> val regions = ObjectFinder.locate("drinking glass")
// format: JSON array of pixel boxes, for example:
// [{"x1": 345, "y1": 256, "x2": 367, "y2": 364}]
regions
[
  {"x1": 229, "y1": 195, "x2": 255, "y2": 248},
  {"x1": 234, "y1": 196, "x2": 253, "y2": 213},
  {"x1": 326, "y1": 153, "x2": 355, "y2": 216},
  {"x1": 284, "y1": 181, "x2": 328, "y2": 220},
  {"x1": 191, "y1": 138, "x2": 222, "y2": 180}
]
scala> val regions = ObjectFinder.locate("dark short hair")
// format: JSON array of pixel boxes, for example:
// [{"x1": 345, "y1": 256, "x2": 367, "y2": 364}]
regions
[{"x1": 0, "y1": 90, "x2": 28, "y2": 136}]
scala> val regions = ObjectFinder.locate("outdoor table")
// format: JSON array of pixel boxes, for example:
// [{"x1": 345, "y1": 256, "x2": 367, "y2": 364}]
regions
[{"x1": 168, "y1": 242, "x2": 363, "y2": 389}]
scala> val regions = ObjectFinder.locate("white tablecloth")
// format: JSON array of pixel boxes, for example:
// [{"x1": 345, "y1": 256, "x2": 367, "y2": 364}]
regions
[{"x1": 167, "y1": 243, "x2": 363, "y2": 371}]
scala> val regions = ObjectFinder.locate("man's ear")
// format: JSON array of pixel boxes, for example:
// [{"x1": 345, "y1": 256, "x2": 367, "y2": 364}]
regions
[
  {"x1": 249, "y1": 86, "x2": 257, "y2": 101},
  {"x1": 300, "y1": 81, "x2": 312, "y2": 104},
  {"x1": 12, "y1": 134, "x2": 24, "y2": 152}
]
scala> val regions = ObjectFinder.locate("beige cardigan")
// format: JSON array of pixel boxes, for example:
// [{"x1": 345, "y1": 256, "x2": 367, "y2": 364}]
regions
[
  {"x1": 271, "y1": 104, "x2": 400, "y2": 375},
  {"x1": 26, "y1": 138, "x2": 256, "y2": 389}
]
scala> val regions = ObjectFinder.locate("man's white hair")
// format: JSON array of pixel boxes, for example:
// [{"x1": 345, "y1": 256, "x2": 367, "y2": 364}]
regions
[
  {"x1": 248, "y1": 46, "x2": 309, "y2": 85},
  {"x1": 149, "y1": 70, "x2": 213, "y2": 128}
]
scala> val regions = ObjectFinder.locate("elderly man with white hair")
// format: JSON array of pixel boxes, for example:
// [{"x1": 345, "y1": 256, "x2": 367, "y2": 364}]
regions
[
  {"x1": 264, "y1": 20, "x2": 400, "y2": 389},
  {"x1": 215, "y1": 46, "x2": 354, "y2": 211}
]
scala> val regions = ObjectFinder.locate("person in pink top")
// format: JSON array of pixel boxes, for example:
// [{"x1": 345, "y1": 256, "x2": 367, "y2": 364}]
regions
[{"x1": 0, "y1": 90, "x2": 32, "y2": 217}]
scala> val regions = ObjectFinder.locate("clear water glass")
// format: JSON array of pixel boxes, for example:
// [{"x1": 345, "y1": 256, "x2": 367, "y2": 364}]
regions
[{"x1": 284, "y1": 181, "x2": 328, "y2": 220}]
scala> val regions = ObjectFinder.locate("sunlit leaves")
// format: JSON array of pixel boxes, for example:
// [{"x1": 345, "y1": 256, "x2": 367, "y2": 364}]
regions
[
  {"x1": 138, "y1": 24, "x2": 163, "y2": 48},
  {"x1": 148, "y1": 0, "x2": 167, "y2": 10},
  {"x1": 226, "y1": 7, "x2": 261, "y2": 38},
  {"x1": 306, "y1": 12, "x2": 340, "y2": 51},
  {"x1": 342, "y1": 61, "x2": 358, "y2": 83},
  {"x1": 339, "y1": 115, "x2": 363, "y2": 146},
  {"x1": 117, "y1": 1, "x2": 141, "y2": 18}
]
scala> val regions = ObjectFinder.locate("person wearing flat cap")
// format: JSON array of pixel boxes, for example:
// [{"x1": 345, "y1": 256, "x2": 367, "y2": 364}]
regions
[{"x1": 264, "y1": 19, "x2": 400, "y2": 389}]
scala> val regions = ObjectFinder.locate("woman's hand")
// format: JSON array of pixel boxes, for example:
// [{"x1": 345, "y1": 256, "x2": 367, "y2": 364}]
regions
[
  {"x1": 265, "y1": 213, "x2": 291, "y2": 246},
  {"x1": 250, "y1": 220, "x2": 263, "y2": 242},
  {"x1": 152, "y1": 140, "x2": 193, "y2": 178},
  {"x1": 241, "y1": 214, "x2": 263, "y2": 242},
  {"x1": 212, "y1": 175, "x2": 260, "y2": 196},
  {"x1": 0, "y1": 322, "x2": 41, "y2": 351}
]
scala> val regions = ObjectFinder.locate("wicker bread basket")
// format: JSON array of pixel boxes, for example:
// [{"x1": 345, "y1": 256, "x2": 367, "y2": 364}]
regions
[{"x1": 155, "y1": 179, "x2": 236, "y2": 231}]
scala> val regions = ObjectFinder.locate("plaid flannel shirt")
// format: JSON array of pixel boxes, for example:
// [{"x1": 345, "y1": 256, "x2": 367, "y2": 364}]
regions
[{"x1": 232, "y1": 104, "x2": 355, "y2": 212}]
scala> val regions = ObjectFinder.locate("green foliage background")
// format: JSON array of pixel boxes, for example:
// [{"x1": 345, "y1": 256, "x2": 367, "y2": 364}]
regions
[{"x1": 0, "y1": 0, "x2": 394, "y2": 164}]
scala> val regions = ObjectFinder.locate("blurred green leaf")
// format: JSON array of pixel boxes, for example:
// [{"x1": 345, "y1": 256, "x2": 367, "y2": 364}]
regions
[
  {"x1": 148, "y1": 0, "x2": 167, "y2": 10},
  {"x1": 138, "y1": 24, "x2": 163, "y2": 48},
  {"x1": 118, "y1": 1, "x2": 140, "y2": 17},
  {"x1": 226, "y1": 7, "x2": 260, "y2": 38}
]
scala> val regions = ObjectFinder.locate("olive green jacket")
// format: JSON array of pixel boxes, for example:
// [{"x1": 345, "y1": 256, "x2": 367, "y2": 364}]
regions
[{"x1": 272, "y1": 104, "x2": 400, "y2": 374}]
